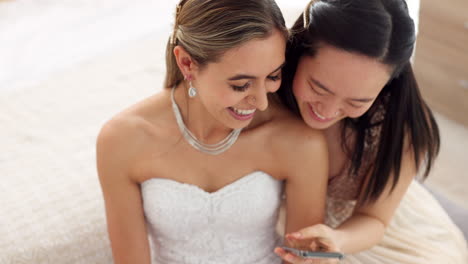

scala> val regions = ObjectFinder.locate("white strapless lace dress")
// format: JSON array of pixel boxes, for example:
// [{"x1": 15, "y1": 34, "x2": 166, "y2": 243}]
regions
[{"x1": 141, "y1": 171, "x2": 284, "y2": 264}]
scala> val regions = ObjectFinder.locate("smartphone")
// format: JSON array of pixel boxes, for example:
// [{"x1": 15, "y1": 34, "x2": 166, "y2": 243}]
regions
[{"x1": 280, "y1": 246, "x2": 345, "y2": 260}]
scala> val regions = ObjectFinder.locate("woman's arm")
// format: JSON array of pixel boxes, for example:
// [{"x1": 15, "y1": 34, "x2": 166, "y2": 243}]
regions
[
  {"x1": 279, "y1": 124, "x2": 329, "y2": 245},
  {"x1": 96, "y1": 119, "x2": 152, "y2": 264},
  {"x1": 286, "y1": 143, "x2": 418, "y2": 256},
  {"x1": 333, "y1": 146, "x2": 417, "y2": 253},
  {"x1": 275, "y1": 143, "x2": 417, "y2": 263}
]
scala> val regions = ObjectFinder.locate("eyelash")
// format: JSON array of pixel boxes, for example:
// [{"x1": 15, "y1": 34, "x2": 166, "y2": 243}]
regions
[
  {"x1": 348, "y1": 103, "x2": 363, "y2": 109},
  {"x1": 311, "y1": 86, "x2": 326, "y2": 96},
  {"x1": 231, "y1": 83, "x2": 250, "y2": 92},
  {"x1": 231, "y1": 74, "x2": 281, "y2": 92},
  {"x1": 311, "y1": 86, "x2": 366, "y2": 109},
  {"x1": 268, "y1": 74, "x2": 281, "y2": 82}
]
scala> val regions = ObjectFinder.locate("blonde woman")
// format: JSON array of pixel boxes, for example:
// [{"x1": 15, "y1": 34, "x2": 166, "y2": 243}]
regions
[{"x1": 96, "y1": 0, "x2": 328, "y2": 263}]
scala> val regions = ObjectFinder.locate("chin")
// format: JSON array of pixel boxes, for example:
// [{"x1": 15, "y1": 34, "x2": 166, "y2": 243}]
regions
[
  {"x1": 224, "y1": 117, "x2": 253, "y2": 130},
  {"x1": 304, "y1": 118, "x2": 335, "y2": 130}
]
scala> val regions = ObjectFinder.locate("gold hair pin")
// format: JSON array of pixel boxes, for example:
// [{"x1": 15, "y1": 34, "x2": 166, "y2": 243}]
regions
[
  {"x1": 170, "y1": 4, "x2": 182, "y2": 45},
  {"x1": 303, "y1": 0, "x2": 317, "y2": 29}
]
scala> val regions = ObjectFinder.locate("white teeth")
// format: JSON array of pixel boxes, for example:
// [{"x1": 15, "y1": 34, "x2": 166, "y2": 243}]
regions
[
  {"x1": 311, "y1": 105, "x2": 326, "y2": 120},
  {"x1": 232, "y1": 107, "x2": 256, "y2": 116}
]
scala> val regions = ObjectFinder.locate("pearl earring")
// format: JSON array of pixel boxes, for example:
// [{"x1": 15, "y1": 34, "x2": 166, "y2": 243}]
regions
[
  {"x1": 188, "y1": 81, "x2": 197, "y2": 98},
  {"x1": 185, "y1": 75, "x2": 197, "y2": 98}
]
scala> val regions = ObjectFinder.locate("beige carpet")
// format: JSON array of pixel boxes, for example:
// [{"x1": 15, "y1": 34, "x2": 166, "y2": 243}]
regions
[
  {"x1": 0, "y1": 34, "x2": 167, "y2": 264},
  {"x1": 424, "y1": 113, "x2": 468, "y2": 209}
]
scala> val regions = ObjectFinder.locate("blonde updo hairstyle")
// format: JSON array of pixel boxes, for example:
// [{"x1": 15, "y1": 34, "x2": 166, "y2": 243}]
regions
[{"x1": 164, "y1": 0, "x2": 288, "y2": 88}]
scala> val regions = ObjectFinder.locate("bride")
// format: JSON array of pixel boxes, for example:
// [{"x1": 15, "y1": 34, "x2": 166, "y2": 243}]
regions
[{"x1": 96, "y1": 0, "x2": 328, "y2": 263}]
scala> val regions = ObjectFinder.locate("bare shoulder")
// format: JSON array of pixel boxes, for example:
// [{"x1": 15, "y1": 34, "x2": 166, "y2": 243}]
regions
[
  {"x1": 97, "y1": 113, "x2": 149, "y2": 158},
  {"x1": 265, "y1": 107, "x2": 328, "y2": 177},
  {"x1": 270, "y1": 107, "x2": 327, "y2": 155},
  {"x1": 96, "y1": 90, "x2": 173, "y2": 182}
]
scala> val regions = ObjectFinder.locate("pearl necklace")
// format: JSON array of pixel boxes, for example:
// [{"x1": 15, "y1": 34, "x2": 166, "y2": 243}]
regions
[{"x1": 171, "y1": 86, "x2": 242, "y2": 155}]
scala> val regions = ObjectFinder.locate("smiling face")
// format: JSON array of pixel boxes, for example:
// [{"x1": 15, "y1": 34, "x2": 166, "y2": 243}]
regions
[
  {"x1": 189, "y1": 29, "x2": 286, "y2": 129},
  {"x1": 292, "y1": 44, "x2": 392, "y2": 130}
]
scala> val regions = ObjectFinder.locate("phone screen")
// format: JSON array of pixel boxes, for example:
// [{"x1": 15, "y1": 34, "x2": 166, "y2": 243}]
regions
[{"x1": 281, "y1": 246, "x2": 344, "y2": 260}]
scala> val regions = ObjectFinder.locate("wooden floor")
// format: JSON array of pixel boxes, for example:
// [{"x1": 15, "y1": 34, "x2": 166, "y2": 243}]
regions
[{"x1": 414, "y1": 0, "x2": 468, "y2": 126}]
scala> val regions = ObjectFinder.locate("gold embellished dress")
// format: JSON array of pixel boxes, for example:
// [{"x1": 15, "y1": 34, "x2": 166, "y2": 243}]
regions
[{"x1": 326, "y1": 139, "x2": 468, "y2": 263}]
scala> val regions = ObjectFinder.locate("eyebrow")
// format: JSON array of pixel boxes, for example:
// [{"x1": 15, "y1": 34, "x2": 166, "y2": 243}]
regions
[
  {"x1": 227, "y1": 62, "x2": 285, "y2": 81},
  {"x1": 310, "y1": 78, "x2": 375, "y2": 103}
]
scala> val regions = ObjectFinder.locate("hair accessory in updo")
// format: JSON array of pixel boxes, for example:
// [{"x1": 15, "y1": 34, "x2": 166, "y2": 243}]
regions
[
  {"x1": 303, "y1": 0, "x2": 319, "y2": 29},
  {"x1": 171, "y1": 0, "x2": 189, "y2": 45}
]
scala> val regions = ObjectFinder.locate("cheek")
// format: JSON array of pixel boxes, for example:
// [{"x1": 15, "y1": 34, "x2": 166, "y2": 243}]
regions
[
  {"x1": 215, "y1": 88, "x2": 247, "y2": 108},
  {"x1": 199, "y1": 87, "x2": 229, "y2": 111},
  {"x1": 198, "y1": 77, "x2": 235, "y2": 108},
  {"x1": 215, "y1": 92, "x2": 236, "y2": 108},
  {"x1": 292, "y1": 77, "x2": 310, "y2": 102}
]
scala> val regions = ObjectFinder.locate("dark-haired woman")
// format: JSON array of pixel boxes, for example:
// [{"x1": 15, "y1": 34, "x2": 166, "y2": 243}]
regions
[{"x1": 273, "y1": 0, "x2": 468, "y2": 263}]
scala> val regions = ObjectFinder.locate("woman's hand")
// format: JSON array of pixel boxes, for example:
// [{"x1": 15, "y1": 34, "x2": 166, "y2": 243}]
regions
[{"x1": 274, "y1": 224, "x2": 342, "y2": 264}]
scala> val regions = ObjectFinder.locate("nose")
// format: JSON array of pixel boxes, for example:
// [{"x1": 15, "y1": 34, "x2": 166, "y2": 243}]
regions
[{"x1": 251, "y1": 85, "x2": 269, "y2": 111}]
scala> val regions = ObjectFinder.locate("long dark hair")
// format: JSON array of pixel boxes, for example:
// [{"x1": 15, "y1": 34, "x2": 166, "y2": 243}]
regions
[{"x1": 278, "y1": 0, "x2": 440, "y2": 203}]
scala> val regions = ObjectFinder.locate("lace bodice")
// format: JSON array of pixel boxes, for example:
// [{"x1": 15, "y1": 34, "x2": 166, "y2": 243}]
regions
[{"x1": 141, "y1": 171, "x2": 283, "y2": 264}]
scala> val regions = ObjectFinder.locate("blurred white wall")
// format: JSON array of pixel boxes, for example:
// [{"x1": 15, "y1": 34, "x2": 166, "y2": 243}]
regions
[{"x1": 0, "y1": 0, "x2": 419, "y2": 93}]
